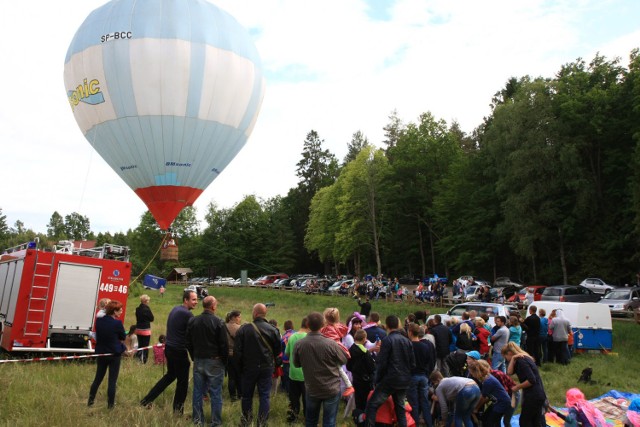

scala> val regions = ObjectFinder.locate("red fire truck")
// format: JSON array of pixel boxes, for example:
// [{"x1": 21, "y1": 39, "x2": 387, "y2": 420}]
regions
[{"x1": 0, "y1": 240, "x2": 132, "y2": 353}]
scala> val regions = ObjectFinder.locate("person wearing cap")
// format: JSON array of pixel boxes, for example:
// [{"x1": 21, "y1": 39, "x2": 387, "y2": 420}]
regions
[{"x1": 468, "y1": 360, "x2": 511, "y2": 427}]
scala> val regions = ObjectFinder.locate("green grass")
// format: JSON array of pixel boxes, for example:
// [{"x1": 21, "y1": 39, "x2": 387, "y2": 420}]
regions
[{"x1": 0, "y1": 286, "x2": 638, "y2": 426}]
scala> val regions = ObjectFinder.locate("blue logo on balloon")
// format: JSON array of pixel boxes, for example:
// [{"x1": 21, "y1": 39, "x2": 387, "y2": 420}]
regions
[{"x1": 113, "y1": 270, "x2": 120, "y2": 277}]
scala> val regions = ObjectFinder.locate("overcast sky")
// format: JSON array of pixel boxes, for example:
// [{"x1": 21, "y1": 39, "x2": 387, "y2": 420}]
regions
[{"x1": 1, "y1": 0, "x2": 639, "y2": 234}]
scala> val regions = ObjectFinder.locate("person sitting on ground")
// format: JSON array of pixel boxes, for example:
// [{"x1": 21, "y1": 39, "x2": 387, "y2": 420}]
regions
[
  {"x1": 548, "y1": 387, "x2": 607, "y2": 427},
  {"x1": 153, "y1": 334, "x2": 166, "y2": 365},
  {"x1": 321, "y1": 307, "x2": 355, "y2": 397},
  {"x1": 124, "y1": 325, "x2": 138, "y2": 357}
]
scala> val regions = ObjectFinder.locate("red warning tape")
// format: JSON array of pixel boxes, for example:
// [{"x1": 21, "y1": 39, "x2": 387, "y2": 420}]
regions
[{"x1": 0, "y1": 345, "x2": 155, "y2": 364}]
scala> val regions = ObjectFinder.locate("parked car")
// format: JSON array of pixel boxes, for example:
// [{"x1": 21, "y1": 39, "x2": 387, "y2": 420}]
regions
[
  {"x1": 232, "y1": 277, "x2": 254, "y2": 286},
  {"x1": 598, "y1": 287, "x2": 640, "y2": 317},
  {"x1": 254, "y1": 273, "x2": 289, "y2": 287},
  {"x1": 579, "y1": 278, "x2": 615, "y2": 295},
  {"x1": 541, "y1": 285, "x2": 601, "y2": 302},
  {"x1": 327, "y1": 279, "x2": 355, "y2": 293},
  {"x1": 428, "y1": 302, "x2": 519, "y2": 327},
  {"x1": 508, "y1": 285, "x2": 547, "y2": 305},
  {"x1": 213, "y1": 277, "x2": 235, "y2": 285},
  {"x1": 494, "y1": 277, "x2": 523, "y2": 288}
]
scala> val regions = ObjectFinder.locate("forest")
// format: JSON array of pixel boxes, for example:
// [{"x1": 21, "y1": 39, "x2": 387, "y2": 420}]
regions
[{"x1": 2, "y1": 50, "x2": 640, "y2": 286}]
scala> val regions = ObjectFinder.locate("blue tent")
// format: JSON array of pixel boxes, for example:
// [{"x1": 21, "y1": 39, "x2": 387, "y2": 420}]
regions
[{"x1": 143, "y1": 274, "x2": 166, "y2": 290}]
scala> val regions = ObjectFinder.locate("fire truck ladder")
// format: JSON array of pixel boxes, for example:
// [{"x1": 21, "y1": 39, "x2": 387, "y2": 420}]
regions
[{"x1": 23, "y1": 252, "x2": 55, "y2": 337}]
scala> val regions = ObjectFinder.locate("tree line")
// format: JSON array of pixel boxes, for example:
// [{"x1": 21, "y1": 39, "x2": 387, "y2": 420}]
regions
[{"x1": 2, "y1": 50, "x2": 640, "y2": 286}]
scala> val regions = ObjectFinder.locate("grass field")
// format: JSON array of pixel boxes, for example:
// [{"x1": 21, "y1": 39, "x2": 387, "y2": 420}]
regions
[{"x1": 0, "y1": 284, "x2": 638, "y2": 426}]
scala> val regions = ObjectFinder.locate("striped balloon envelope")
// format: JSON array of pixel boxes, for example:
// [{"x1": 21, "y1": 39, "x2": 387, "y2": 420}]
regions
[{"x1": 64, "y1": 0, "x2": 265, "y2": 229}]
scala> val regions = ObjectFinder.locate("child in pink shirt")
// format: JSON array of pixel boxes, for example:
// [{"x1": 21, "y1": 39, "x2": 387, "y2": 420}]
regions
[{"x1": 321, "y1": 308, "x2": 354, "y2": 397}]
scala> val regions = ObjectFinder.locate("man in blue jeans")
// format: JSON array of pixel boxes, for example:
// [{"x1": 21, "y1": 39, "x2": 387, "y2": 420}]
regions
[
  {"x1": 234, "y1": 303, "x2": 281, "y2": 427},
  {"x1": 293, "y1": 312, "x2": 348, "y2": 427},
  {"x1": 185, "y1": 295, "x2": 228, "y2": 426},
  {"x1": 365, "y1": 315, "x2": 415, "y2": 427},
  {"x1": 490, "y1": 316, "x2": 510, "y2": 372}
]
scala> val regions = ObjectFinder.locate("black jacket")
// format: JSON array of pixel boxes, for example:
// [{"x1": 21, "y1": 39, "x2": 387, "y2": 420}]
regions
[
  {"x1": 347, "y1": 343, "x2": 376, "y2": 383},
  {"x1": 430, "y1": 323, "x2": 452, "y2": 358},
  {"x1": 375, "y1": 330, "x2": 415, "y2": 388},
  {"x1": 185, "y1": 310, "x2": 228, "y2": 362},
  {"x1": 135, "y1": 303, "x2": 154, "y2": 330},
  {"x1": 234, "y1": 317, "x2": 281, "y2": 371}
]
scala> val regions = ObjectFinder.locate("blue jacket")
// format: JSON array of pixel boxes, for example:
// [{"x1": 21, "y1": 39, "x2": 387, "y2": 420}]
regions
[{"x1": 95, "y1": 315, "x2": 126, "y2": 355}]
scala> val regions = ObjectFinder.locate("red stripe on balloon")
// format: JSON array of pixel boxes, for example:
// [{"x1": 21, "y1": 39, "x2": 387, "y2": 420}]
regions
[{"x1": 135, "y1": 186, "x2": 203, "y2": 230}]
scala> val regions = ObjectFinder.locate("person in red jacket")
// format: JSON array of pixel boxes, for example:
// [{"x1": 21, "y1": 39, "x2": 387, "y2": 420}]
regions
[{"x1": 474, "y1": 318, "x2": 491, "y2": 358}]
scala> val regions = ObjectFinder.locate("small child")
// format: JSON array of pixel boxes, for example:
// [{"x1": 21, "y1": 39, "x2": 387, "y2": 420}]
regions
[
  {"x1": 320, "y1": 307, "x2": 355, "y2": 397},
  {"x1": 153, "y1": 334, "x2": 166, "y2": 365},
  {"x1": 124, "y1": 325, "x2": 138, "y2": 357}
]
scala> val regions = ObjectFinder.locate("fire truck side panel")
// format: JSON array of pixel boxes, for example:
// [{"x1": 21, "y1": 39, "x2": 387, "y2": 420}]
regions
[
  {"x1": 0, "y1": 249, "x2": 131, "y2": 352},
  {"x1": 49, "y1": 263, "x2": 102, "y2": 330}
]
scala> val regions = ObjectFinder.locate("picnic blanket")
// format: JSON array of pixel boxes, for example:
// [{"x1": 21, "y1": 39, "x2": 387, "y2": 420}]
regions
[{"x1": 510, "y1": 390, "x2": 640, "y2": 426}]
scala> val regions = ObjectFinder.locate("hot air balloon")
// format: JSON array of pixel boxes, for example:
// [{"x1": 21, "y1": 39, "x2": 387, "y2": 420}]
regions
[{"x1": 64, "y1": 0, "x2": 265, "y2": 230}]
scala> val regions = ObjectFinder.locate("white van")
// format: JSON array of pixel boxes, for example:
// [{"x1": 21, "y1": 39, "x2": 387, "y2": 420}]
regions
[{"x1": 528, "y1": 301, "x2": 612, "y2": 352}]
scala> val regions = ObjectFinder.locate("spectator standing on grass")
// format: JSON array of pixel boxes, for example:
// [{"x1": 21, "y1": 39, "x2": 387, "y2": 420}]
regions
[
  {"x1": 140, "y1": 290, "x2": 198, "y2": 414},
  {"x1": 135, "y1": 294, "x2": 154, "y2": 363},
  {"x1": 293, "y1": 312, "x2": 348, "y2": 427},
  {"x1": 357, "y1": 297, "x2": 372, "y2": 320},
  {"x1": 225, "y1": 310, "x2": 242, "y2": 401},
  {"x1": 407, "y1": 322, "x2": 435, "y2": 427},
  {"x1": 503, "y1": 342, "x2": 547, "y2": 427},
  {"x1": 538, "y1": 308, "x2": 548, "y2": 364},
  {"x1": 523, "y1": 305, "x2": 541, "y2": 366},
  {"x1": 473, "y1": 318, "x2": 491, "y2": 358},
  {"x1": 508, "y1": 316, "x2": 522, "y2": 347},
  {"x1": 234, "y1": 303, "x2": 281, "y2": 427},
  {"x1": 185, "y1": 295, "x2": 228, "y2": 427},
  {"x1": 364, "y1": 315, "x2": 415, "y2": 427},
  {"x1": 549, "y1": 309, "x2": 571, "y2": 365},
  {"x1": 490, "y1": 316, "x2": 510, "y2": 372},
  {"x1": 364, "y1": 312, "x2": 387, "y2": 343},
  {"x1": 284, "y1": 317, "x2": 309, "y2": 424},
  {"x1": 347, "y1": 329, "x2": 377, "y2": 412},
  {"x1": 88, "y1": 300, "x2": 126, "y2": 409},
  {"x1": 280, "y1": 319, "x2": 295, "y2": 395},
  {"x1": 430, "y1": 314, "x2": 452, "y2": 376}
]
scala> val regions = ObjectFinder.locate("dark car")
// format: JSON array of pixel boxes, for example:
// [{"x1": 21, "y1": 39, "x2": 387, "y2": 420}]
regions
[{"x1": 540, "y1": 285, "x2": 601, "y2": 302}]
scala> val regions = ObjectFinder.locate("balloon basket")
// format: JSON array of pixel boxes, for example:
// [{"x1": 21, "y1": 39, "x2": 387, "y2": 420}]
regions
[{"x1": 160, "y1": 246, "x2": 179, "y2": 261}]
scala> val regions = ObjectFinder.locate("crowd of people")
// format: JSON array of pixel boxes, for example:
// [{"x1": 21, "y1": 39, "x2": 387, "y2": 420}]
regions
[{"x1": 87, "y1": 290, "x2": 632, "y2": 427}]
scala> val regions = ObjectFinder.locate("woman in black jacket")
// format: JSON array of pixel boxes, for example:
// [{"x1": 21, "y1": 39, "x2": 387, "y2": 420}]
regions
[
  {"x1": 135, "y1": 294, "x2": 154, "y2": 363},
  {"x1": 88, "y1": 300, "x2": 126, "y2": 408}
]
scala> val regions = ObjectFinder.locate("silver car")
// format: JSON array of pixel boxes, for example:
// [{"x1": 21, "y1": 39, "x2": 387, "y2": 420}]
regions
[
  {"x1": 579, "y1": 278, "x2": 615, "y2": 295},
  {"x1": 598, "y1": 287, "x2": 640, "y2": 317}
]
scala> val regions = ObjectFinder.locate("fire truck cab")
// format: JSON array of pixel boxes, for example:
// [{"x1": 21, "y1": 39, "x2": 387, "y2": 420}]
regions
[{"x1": 0, "y1": 240, "x2": 132, "y2": 353}]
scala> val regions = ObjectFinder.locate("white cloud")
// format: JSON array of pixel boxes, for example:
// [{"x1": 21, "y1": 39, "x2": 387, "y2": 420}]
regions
[{"x1": 0, "y1": 0, "x2": 638, "y2": 234}]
